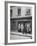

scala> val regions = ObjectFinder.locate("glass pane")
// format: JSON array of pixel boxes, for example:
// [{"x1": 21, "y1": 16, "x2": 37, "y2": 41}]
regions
[
  {"x1": 10, "y1": 9, "x2": 13, "y2": 17},
  {"x1": 18, "y1": 9, "x2": 21, "y2": 16}
]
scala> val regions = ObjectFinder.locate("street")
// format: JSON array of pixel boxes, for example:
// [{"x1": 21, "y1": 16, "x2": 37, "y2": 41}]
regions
[{"x1": 10, "y1": 32, "x2": 32, "y2": 40}]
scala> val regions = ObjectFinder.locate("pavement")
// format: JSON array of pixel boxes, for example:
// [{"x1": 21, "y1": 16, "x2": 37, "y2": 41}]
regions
[{"x1": 10, "y1": 31, "x2": 32, "y2": 40}]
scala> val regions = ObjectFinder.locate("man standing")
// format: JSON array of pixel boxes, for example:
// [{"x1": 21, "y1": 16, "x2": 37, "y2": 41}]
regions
[
  {"x1": 21, "y1": 24, "x2": 24, "y2": 34},
  {"x1": 18, "y1": 24, "x2": 21, "y2": 32}
]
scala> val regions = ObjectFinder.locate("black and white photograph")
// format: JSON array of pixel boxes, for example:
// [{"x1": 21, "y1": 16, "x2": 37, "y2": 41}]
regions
[
  {"x1": 10, "y1": 6, "x2": 32, "y2": 40},
  {"x1": 5, "y1": 1, "x2": 36, "y2": 44}
]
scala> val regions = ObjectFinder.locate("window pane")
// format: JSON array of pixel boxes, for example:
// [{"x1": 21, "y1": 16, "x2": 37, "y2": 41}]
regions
[
  {"x1": 18, "y1": 9, "x2": 21, "y2": 16},
  {"x1": 10, "y1": 9, "x2": 13, "y2": 17}
]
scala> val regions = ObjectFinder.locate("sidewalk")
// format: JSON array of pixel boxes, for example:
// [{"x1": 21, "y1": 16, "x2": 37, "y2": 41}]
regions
[{"x1": 10, "y1": 31, "x2": 32, "y2": 37}]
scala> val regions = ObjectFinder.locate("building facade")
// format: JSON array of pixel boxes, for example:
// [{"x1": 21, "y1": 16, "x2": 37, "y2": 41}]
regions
[{"x1": 10, "y1": 6, "x2": 32, "y2": 34}]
